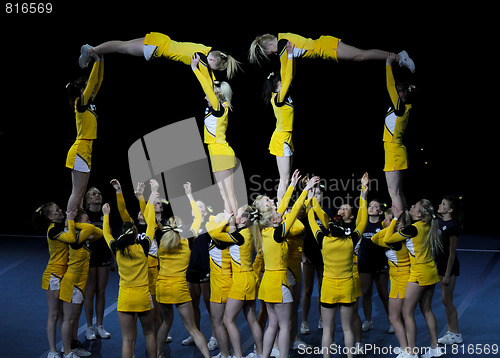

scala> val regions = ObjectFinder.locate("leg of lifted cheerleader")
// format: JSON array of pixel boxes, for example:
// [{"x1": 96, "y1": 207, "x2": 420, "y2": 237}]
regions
[
  {"x1": 385, "y1": 170, "x2": 407, "y2": 212},
  {"x1": 67, "y1": 170, "x2": 90, "y2": 212},
  {"x1": 276, "y1": 155, "x2": 292, "y2": 206},
  {"x1": 214, "y1": 169, "x2": 238, "y2": 218},
  {"x1": 89, "y1": 38, "x2": 145, "y2": 57}
]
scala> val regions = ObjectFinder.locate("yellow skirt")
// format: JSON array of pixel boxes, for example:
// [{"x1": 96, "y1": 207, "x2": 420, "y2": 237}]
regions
[
  {"x1": 258, "y1": 270, "x2": 289, "y2": 303},
  {"x1": 42, "y1": 264, "x2": 67, "y2": 290},
  {"x1": 313, "y1": 35, "x2": 341, "y2": 62},
  {"x1": 117, "y1": 284, "x2": 152, "y2": 312},
  {"x1": 210, "y1": 270, "x2": 233, "y2": 303},
  {"x1": 144, "y1": 32, "x2": 211, "y2": 64},
  {"x1": 389, "y1": 265, "x2": 411, "y2": 299},
  {"x1": 408, "y1": 261, "x2": 439, "y2": 287},
  {"x1": 269, "y1": 131, "x2": 294, "y2": 157},
  {"x1": 384, "y1": 142, "x2": 408, "y2": 171},
  {"x1": 320, "y1": 276, "x2": 356, "y2": 305},
  {"x1": 156, "y1": 275, "x2": 191, "y2": 304},
  {"x1": 228, "y1": 271, "x2": 258, "y2": 301},
  {"x1": 66, "y1": 139, "x2": 93, "y2": 171},
  {"x1": 208, "y1": 143, "x2": 236, "y2": 172},
  {"x1": 148, "y1": 265, "x2": 159, "y2": 296}
]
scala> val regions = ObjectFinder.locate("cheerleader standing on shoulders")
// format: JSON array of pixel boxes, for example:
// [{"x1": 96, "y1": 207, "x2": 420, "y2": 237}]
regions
[
  {"x1": 436, "y1": 195, "x2": 464, "y2": 345},
  {"x1": 383, "y1": 54, "x2": 415, "y2": 212},
  {"x1": 386, "y1": 200, "x2": 444, "y2": 358},
  {"x1": 262, "y1": 41, "x2": 296, "y2": 205},
  {"x1": 248, "y1": 173, "x2": 319, "y2": 358},
  {"x1": 191, "y1": 53, "x2": 239, "y2": 218},
  {"x1": 65, "y1": 55, "x2": 103, "y2": 213},
  {"x1": 307, "y1": 173, "x2": 369, "y2": 358},
  {"x1": 155, "y1": 182, "x2": 211, "y2": 358},
  {"x1": 101, "y1": 180, "x2": 159, "y2": 358},
  {"x1": 32, "y1": 204, "x2": 78, "y2": 358}
]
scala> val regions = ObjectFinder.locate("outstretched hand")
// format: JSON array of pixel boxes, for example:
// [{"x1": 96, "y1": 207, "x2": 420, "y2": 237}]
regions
[
  {"x1": 304, "y1": 176, "x2": 320, "y2": 191},
  {"x1": 102, "y1": 203, "x2": 111, "y2": 216},
  {"x1": 290, "y1": 169, "x2": 302, "y2": 187}
]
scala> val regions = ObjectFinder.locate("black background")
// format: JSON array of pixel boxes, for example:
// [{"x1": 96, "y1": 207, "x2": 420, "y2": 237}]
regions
[{"x1": 0, "y1": 2, "x2": 492, "y2": 234}]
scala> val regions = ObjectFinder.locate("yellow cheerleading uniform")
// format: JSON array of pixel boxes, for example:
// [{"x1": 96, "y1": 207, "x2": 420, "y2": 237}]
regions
[
  {"x1": 286, "y1": 221, "x2": 305, "y2": 284},
  {"x1": 144, "y1": 32, "x2": 212, "y2": 66},
  {"x1": 383, "y1": 65, "x2": 412, "y2": 172},
  {"x1": 278, "y1": 33, "x2": 341, "y2": 62},
  {"x1": 156, "y1": 201, "x2": 201, "y2": 304},
  {"x1": 206, "y1": 217, "x2": 235, "y2": 303},
  {"x1": 309, "y1": 196, "x2": 367, "y2": 305},
  {"x1": 269, "y1": 52, "x2": 295, "y2": 157},
  {"x1": 42, "y1": 221, "x2": 78, "y2": 290},
  {"x1": 192, "y1": 67, "x2": 236, "y2": 172},
  {"x1": 60, "y1": 223, "x2": 103, "y2": 302},
  {"x1": 259, "y1": 188, "x2": 309, "y2": 303},
  {"x1": 116, "y1": 191, "x2": 159, "y2": 295},
  {"x1": 386, "y1": 220, "x2": 439, "y2": 287},
  {"x1": 103, "y1": 202, "x2": 155, "y2": 312},
  {"x1": 371, "y1": 219, "x2": 411, "y2": 298},
  {"x1": 66, "y1": 60, "x2": 103, "y2": 171},
  {"x1": 208, "y1": 221, "x2": 256, "y2": 300}
]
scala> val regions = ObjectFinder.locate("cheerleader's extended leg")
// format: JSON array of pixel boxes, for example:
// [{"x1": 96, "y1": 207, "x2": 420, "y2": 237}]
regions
[
  {"x1": 91, "y1": 38, "x2": 145, "y2": 56},
  {"x1": 337, "y1": 42, "x2": 415, "y2": 72},
  {"x1": 67, "y1": 170, "x2": 90, "y2": 212},
  {"x1": 214, "y1": 168, "x2": 238, "y2": 217},
  {"x1": 276, "y1": 154, "x2": 292, "y2": 206},
  {"x1": 385, "y1": 170, "x2": 407, "y2": 212}
]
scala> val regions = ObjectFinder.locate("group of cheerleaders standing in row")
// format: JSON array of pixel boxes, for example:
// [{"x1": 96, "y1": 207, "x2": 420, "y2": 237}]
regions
[{"x1": 32, "y1": 31, "x2": 463, "y2": 358}]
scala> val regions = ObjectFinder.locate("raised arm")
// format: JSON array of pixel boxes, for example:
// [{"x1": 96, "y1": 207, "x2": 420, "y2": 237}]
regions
[
  {"x1": 101, "y1": 203, "x2": 116, "y2": 253},
  {"x1": 386, "y1": 55, "x2": 401, "y2": 110},
  {"x1": 277, "y1": 41, "x2": 294, "y2": 103},
  {"x1": 191, "y1": 54, "x2": 220, "y2": 110},
  {"x1": 111, "y1": 179, "x2": 134, "y2": 223},
  {"x1": 277, "y1": 169, "x2": 301, "y2": 215},
  {"x1": 81, "y1": 58, "x2": 104, "y2": 106},
  {"x1": 184, "y1": 182, "x2": 202, "y2": 237}
]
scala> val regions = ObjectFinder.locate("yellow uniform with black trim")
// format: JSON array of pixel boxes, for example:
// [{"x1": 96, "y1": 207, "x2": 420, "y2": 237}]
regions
[
  {"x1": 60, "y1": 223, "x2": 103, "y2": 302},
  {"x1": 278, "y1": 33, "x2": 341, "y2": 62},
  {"x1": 156, "y1": 201, "x2": 201, "y2": 304},
  {"x1": 371, "y1": 219, "x2": 411, "y2": 298},
  {"x1": 42, "y1": 221, "x2": 78, "y2": 290},
  {"x1": 66, "y1": 60, "x2": 103, "y2": 171},
  {"x1": 386, "y1": 220, "x2": 439, "y2": 287},
  {"x1": 206, "y1": 217, "x2": 234, "y2": 303},
  {"x1": 383, "y1": 65, "x2": 412, "y2": 171},
  {"x1": 103, "y1": 202, "x2": 155, "y2": 312},
  {"x1": 259, "y1": 188, "x2": 309, "y2": 303},
  {"x1": 309, "y1": 196, "x2": 367, "y2": 305},
  {"x1": 286, "y1": 221, "x2": 305, "y2": 284},
  {"x1": 192, "y1": 67, "x2": 236, "y2": 172},
  {"x1": 208, "y1": 222, "x2": 257, "y2": 301},
  {"x1": 269, "y1": 52, "x2": 295, "y2": 157}
]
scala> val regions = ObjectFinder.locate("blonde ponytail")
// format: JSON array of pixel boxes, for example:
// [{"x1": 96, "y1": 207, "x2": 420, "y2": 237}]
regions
[
  {"x1": 211, "y1": 51, "x2": 241, "y2": 79},
  {"x1": 418, "y1": 199, "x2": 443, "y2": 255},
  {"x1": 249, "y1": 34, "x2": 276, "y2": 65}
]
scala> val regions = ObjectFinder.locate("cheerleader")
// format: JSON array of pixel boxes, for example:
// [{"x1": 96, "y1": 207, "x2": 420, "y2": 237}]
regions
[
  {"x1": 191, "y1": 53, "x2": 238, "y2": 217},
  {"x1": 248, "y1": 173, "x2": 319, "y2": 358},
  {"x1": 101, "y1": 179, "x2": 159, "y2": 358},
  {"x1": 383, "y1": 54, "x2": 415, "y2": 212},
  {"x1": 79, "y1": 32, "x2": 240, "y2": 79},
  {"x1": 65, "y1": 56, "x2": 104, "y2": 213},
  {"x1": 155, "y1": 182, "x2": 211, "y2": 358},
  {"x1": 307, "y1": 174, "x2": 368, "y2": 358},
  {"x1": 371, "y1": 207, "x2": 412, "y2": 357},
  {"x1": 206, "y1": 208, "x2": 261, "y2": 358},
  {"x1": 60, "y1": 210, "x2": 103, "y2": 357},
  {"x1": 32, "y1": 204, "x2": 78, "y2": 358},
  {"x1": 249, "y1": 32, "x2": 415, "y2": 72},
  {"x1": 436, "y1": 195, "x2": 464, "y2": 345},
  {"x1": 386, "y1": 200, "x2": 444, "y2": 358},
  {"x1": 83, "y1": 187, "x2": 113, "y2": 340},
  {"x1": 262, "y1": 41, "x2": 295, "y2": 205}
]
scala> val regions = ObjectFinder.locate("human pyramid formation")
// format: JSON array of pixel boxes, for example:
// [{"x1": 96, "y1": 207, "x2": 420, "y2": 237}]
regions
[{"x1": 33, "y1": 32, "x2": 463, "y2": 358}]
